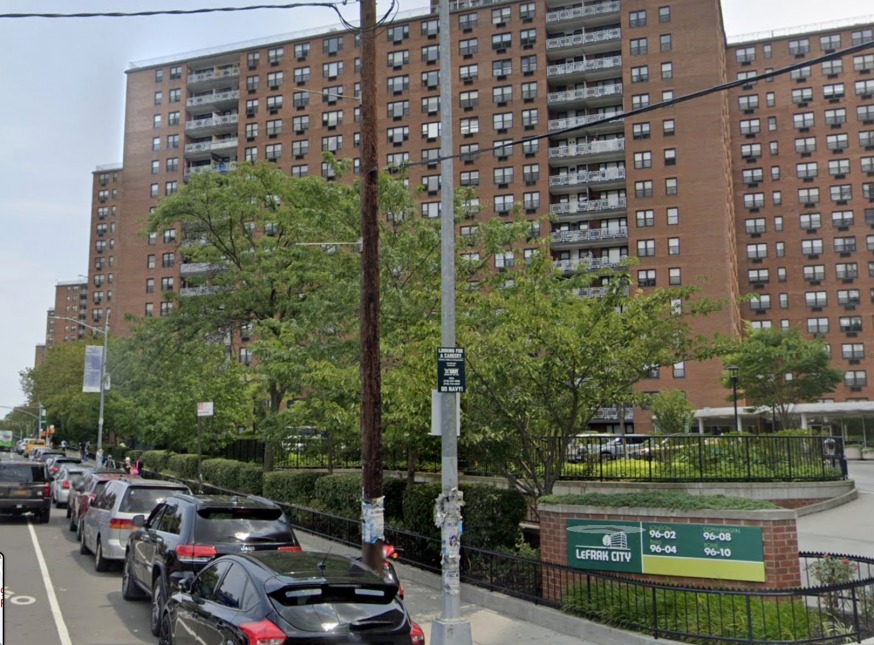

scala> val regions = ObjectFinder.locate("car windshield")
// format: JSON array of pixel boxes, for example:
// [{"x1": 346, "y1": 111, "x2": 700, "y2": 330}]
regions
[
  {"x1": 66, "y1": 471, "x2": 84, "y2": 484},
  {"x1": 194, "y1": 507, "x2": 294, "y2": 543},
  {"x1": 0, "y1": 464, "x2": 47, "y2": 483},
  {"x1": 119, "y1": 486, "x2": 188, "y2": 513},
  {"x1": 270, "y1": 585, "x2": 405, "y2": 633}
]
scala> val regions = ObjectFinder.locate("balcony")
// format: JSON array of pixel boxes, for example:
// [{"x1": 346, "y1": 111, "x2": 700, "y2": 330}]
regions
[
  {"x1": 184, "y1": 137, "x2": 239, "y2": 160},
  {"x1": 186, "y1": 89, "x2": 240, "y2": 110},
  {"x1": 574, "y1": 285, "x2": 630, "y2": 299},
  {"x1": 546, "y1": 28, "x2": 622, "y2": 56},
  {"x1": 591, "y1": 406, "x2": 634, "y2": 422},
  {"x1": 545, "y1": 1, "x2": 620, "y2": 26},
  {"x1": 548, "y1": 167, "x2": 626, "y2": 194},
  {"x1": 547, "y1": 83, "x2": 623, "y2": 109},
  {"x1": 554, "y1": 256, "x2": 627, "y2": 273},
  {"x1": 184, "y1": 161, "x2": 237, "y2": 182},
  {"x1": 185, "y1": 114, "x2": 239, "y2": 137},
  {"x1": 180, "y1": 285, "x2": 221, "y2": 298},
  {"x1": 550, "y1": 197, "x2": 627, "y2": 219},
  {"x1": 548, "y1": 137, "x2": 625, "y2": 165},
  {"x1": 180, "y1": 262, "x2": 223, "y2": 277},
  {"x1": 547, "y1": 55, "x2": 622, "y2": 82},
  {"x1": 187, "y1": 66, "x2": 240, "y2": 89},
  {"x1": 551, "y1": 227, "x2": 628, "y2": 247},
  {"x1": 548, "y1": 110, "x2": 625, "y2": 137}
]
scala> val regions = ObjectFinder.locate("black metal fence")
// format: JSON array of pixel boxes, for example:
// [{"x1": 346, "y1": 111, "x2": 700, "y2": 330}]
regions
[
  {"x1": 214, "y1": 434, "x2": 847, "y2": 482},
  {"x1": 147, "y1": 472, "x2": 874, "y2": 644}
]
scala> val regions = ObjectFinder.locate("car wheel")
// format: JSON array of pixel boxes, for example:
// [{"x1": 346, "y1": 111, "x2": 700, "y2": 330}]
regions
[
  {"x1": 158, "y1": 608, "x2": 174, "y2": 645},
  {"x1": 38, "y1": 508, "x2": 50, "y2": 524},
  {"x1": 122, "y1": 554, "x2": 145, "y2": 600},
  {"x1": 79, "y1": 526, "x2": 90, "y2": 554},
  {"x1": 95, "y1": 539, "x2": 110, "y2": 572},
  {"x1": 150, "y1": 578, "x2": 166, "y2": 637}
]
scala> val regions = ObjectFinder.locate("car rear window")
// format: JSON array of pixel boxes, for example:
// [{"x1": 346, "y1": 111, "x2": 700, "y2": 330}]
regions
[
  {"x1": 194, "y1": 507, "x2": 295, "y2": 543},
  {"x1": 119, "y1": 486, "x2": 188, "y2": 513},
  {"x1": 269, "y1": 585, "x2": 405, "y2": 633},
  {"x1": 0, "y1": 464, "x2": 47, "y2": 483}
]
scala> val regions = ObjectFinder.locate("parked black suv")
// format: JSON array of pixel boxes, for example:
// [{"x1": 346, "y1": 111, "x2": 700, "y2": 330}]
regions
[
  {"x1": 0, "y1": 461, "x2": 51, "y2": 523},
  {"x1": 122, "y1": 493, "x2": 300, "y2": 636}
]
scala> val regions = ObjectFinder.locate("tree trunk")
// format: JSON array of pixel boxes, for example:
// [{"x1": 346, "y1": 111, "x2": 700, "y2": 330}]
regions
[{"x1": 406, "y1": 446, "x2": 418, "y2": 485}]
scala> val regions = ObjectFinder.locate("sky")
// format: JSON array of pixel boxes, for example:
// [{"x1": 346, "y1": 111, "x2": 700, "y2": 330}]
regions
[{"x1": 1, "y1": 0, "x2": 872, "y2": 410}]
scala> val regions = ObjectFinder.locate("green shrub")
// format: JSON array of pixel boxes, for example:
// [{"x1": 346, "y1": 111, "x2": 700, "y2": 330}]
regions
[
  {"x1": 383, "y1": 478, "x2": 407, "y2": 524},
  {"x1": 125, "y1": 449, "x2": 143, "y2": 463},
  {"x1": 314, "y1": 474, "x2": 362, "y2": 518},
  {"x1": 236, "y1": 462, "x2": 264, "y2": 495},
  {"x1": 202, "y1": 458, "x2": 243, "y2": 491},
  {"x1": 402, "y1": 483, "x2": 441, "y2": 539},
  {"x1": 539, "y1": 491, "x2": 779, "y2": 511},
  {"x1": 168, "y1": 453, "x2": 201, "y2": 480},
  {"x1": 263, "y1": 470, "x2": 326, "y2": 506},
  {"x1": 140, "y1": 450, "x2": 174, "y2": 474},
  {"x1": 462, "y1": 484, "x2": 526, "y2": 550}
]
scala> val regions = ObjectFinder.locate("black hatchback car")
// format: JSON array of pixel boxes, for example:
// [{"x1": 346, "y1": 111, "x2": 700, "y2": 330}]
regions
[
  {"x1": 123, "y1": 494, "x2": 300, "y2": 637},
  {"x1": 159, "y1": 551, "x2": 425, "y2": 645}
]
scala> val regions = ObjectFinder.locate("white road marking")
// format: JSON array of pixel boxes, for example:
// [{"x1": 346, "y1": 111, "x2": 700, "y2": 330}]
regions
[{"x1": 27, "y1": 521, "x2": 73, "y2": 645}]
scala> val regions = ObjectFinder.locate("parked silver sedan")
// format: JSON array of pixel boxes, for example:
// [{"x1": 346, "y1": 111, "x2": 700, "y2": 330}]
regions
[{"x1": 51, "y1": 466, "x2": 85, "y2": 508}]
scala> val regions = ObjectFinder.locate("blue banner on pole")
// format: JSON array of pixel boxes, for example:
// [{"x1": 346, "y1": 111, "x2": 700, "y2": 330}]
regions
[{"x1": 83, "y1": 345, "x2": 103, "y2": 393}]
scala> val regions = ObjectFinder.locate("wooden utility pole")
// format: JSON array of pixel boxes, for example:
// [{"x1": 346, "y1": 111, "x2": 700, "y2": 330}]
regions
[{"x1": 359, "y1": 0, "x2": 384, "y2": 573}]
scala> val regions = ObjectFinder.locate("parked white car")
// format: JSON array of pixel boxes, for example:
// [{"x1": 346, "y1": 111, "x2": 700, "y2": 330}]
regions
[{"x1": 51, "y1": 465, "x2": 85, "y2": 508}]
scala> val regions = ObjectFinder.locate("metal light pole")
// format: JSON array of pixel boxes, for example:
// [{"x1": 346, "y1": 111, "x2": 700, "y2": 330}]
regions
[
  {"x1": 52, "y1": 312, "x2": 110, "y2": 464},
  {"x1": 728, "y1": 365, "x2": 740, "y2": 433}
]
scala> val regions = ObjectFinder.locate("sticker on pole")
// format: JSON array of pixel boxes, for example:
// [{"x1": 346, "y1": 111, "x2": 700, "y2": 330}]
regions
[{"x1": 437, "y1": 347, "x2": 466, "y2": 393}]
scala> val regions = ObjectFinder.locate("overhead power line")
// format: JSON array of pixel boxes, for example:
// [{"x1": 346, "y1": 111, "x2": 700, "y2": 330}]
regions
[{"x1": 0, "y1": 2, "x2": 352, "y2": 19}]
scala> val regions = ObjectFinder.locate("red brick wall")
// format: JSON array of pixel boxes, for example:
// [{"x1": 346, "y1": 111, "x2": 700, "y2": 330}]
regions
[{"x1": 540, "y1": 507, "x2": 801, "y2": 594}]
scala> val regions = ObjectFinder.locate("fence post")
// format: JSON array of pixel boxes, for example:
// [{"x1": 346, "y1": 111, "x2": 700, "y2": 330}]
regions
[
  {"x1": 745, "y1": 436, "x2": 751, "y2": 480},
  {"x1": 651, "y1": 586, "x2": 659, "y2": 639},
  {"x1": 852, "y1": 584, "x2": 862, "y2": 642},
  {"x1": 787, "y1": 436, "x2": 793, "y2": 480},
  {"x1": 698, "y1": 435, "x2": 705, "y2": 482},
  {"x1": 745, "y1": 595, "x2": 754, "y2": 643}
]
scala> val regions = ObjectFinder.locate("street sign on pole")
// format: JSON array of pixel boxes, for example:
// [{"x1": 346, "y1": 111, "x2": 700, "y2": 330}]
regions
[
  {"x1": 437, "y1": 347, "x2": 466, "y2": 393},
  {"x1": 197, "y1": 402, "x2": 214, "y2": 417}
]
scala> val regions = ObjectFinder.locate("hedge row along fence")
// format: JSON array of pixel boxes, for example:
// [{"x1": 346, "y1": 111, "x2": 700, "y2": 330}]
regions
[{"x1": 143, "y1": 453, "x2": 526, "y2": 551}]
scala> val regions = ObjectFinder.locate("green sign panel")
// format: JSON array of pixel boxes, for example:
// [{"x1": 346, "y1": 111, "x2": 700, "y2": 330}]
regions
[{"x1": 566, "y1": 519, "x2": 765, "y2": 582}]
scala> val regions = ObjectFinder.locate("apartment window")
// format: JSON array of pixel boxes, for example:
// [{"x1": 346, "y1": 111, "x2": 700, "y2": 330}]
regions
[
  {"x1": 805, "y1": 291, "x2": 828, "y2": 308},
  {"x1": 266, "y1": 95, "x2": 283, "y2": 113},
  {"x1": 741, "y1": 143, "x2": 762, "y2": 159},
  {"x1": 292, "y1": 115, "x2": 310, "y2": 133},
  {"x1": 459, "y1": 12, "x2": 477, "y2": 31},
  {"x1": 667, "y1": 237, "x2": 680, "y2": 255},
  {"x1": 152, "y1": 114, "x2": 161, "y2": 129},
  {"x1": 293, "y1": 67, "x2": 310, "y2": 84},
  {"x1": 742, "y1": 168, "x2": 764, "y2": 185},
  {"x1": 460, "y1": 144, "x2": 479, "y2": 163},
  {"x1": 162, "y1": 228, "x2": 176, "y2": 244},
  {"x1": 520, "y1": 55, "x2": 537, "y2": 75},
  {"x1": 522, "y1": 138, "x2": 539, "y2": 156},
  {"x1": 831, "y1": 185, "x2": 853, "y2": 203},
  {"x1": 748, "y1": 268, "x2": 769, "y2": 284},
  {"x1": 323, "y1": 36, "x2": 344, "y2": 55},
  {"x1": 267, "y1": 71, "x2": 284, "y2": 90},
  {"x1": 852, "y1": 29, "x2": 874, "y2": 46},
  {"x1": 660, "y1": 34, "x2": 672, "y2": 52},
  {"x1": 661, "y1": 62, "x2": 673, "y2": 80},
  {"x1": 803, "y1": 264, "x2": 825, "y2": 282},
  {"x1": 630, "y1": 38, "x2": 648, "y2": 55},
  {"x1": 145, "y1": 278, "x2": 155, "y2": 294},
  {"x1": 860, "y1": 80, "x2": 874, "y2": 98},
  {"x1": 821, "y1": 34, "x2": 841, "y2": 52},
  {"x1": 798, "y1": 187, "x2": 820, "y2": 205},
  {"x1": 522, "y1": 163, "x2": 539, "y2": 184},
  {"x1": 747, "y1": 243, "x2": 767, "y2": 260},
  {"x1": 634, "y1": 152, "x2": 652, "y2": 169},
  {"x1": 520, "y1": 2, "x2": 535, "y2": 20},
  {"x1": 740, "y1": 118, "x2": 761, "y2": 135},
  {"x1": 459, "y1": 38, "x2": 478, "y2": 58},
  {"x1": 322, "y1": 61, "x2": 344, "y2": 80},
  {"x1": 492, "y1": 86, "x2": 512, "y2": 105},
  {"x1": 843, "y1": 343, "x2": 865, "y2": 361},
  {"x1": 422, "y1": 44, "x2": 440, "y2": 64},
  {"x1": 631, "y1": 66, "x2": 649, "y2": 83},
  {"x1": 834, "y1": 236, "x2": 857, "y2": 254},
  {"x1": 807, "y1": 317, "x2": 829, "y2": 334},
  {"x1": 663, "y1": 119, "x2": 675, "y2": 136},
  {"x1": 789, "y1": 38, "x2": 810, "y2": 56},
  {"x1": 792, "y1": 87, "x2": 813, "y2": 105},
  {"x1": 387, "y1": 75, "x2": 410, "y2": 94},
  {"x1": 735, "y1": 49, "x2": 761, "y2": 70},
  {"x1": 836, "y1": 262, "x2": 859, "y2": 279},
  {"x1": 750, "y1": 294, "x2": 771, "y2": 311},
  {"x1": 790, "y1": 66, "x2": 812, "y2": 81},
  {"x1": 833, "y1": 210, "x2": 854, "y2": 228},
  {"x1": 492, "y1": 6, "x2": 511, "y2": 25},
  {"x1": 293, "y1": 42, "x2": 310, "y2": 60},
  {"x1": 631, "y1": 94, "x2": 650, "y2": 109},
  {"x1": 521, "y1": 108, "x2": 538, "y2": 129},
  {"x1": 633, "y1": 122, "x2": 651, "y2": 139},
  {"x1": 150, "y1": 184, "x2": 159, "y2": 198},
  {"x1": 154, "y1": 91, "x2": 163, "y2": 105},
  {"x1": 152, "y1": 137, "x2": 160, "y2": 151},
  {"x1": 495, "y1": 251, "x2": 515, "y2": 271},
  {"x1": 387, "y1": 25, "x2": 408, "y2": 43},
  {"x1": 838, "y1": 289, "x2": 861, "y2": 306},
  {"x1": 860, "y1": 105, "x2": 874, "y2": 123},
  {"x1": 637, "y1": 270, "x2": 656, "y2": 288},
  {"x1": 165, "y1": 181, "x2": 177, "y2": 196},
  {"x1": 637, "y1": 239, "x2": 656, "y2": 257},
  {"x1": 861, "y1": 131, "x2": 874, "y2": 148},
  {"x1": 151, "y1": 160, "x2": 160, "y2": 175},
  {"x1": 495, "y1": 194, "x2": 514, "y2": 214},
  {"x1": 321, "y1": 135, "x2": 342, "y2": 153},
  {"x1": 800, "y1": 213, "x2": 822, "y2": 231},
  {"x1": 863, "y1": 157, "x2": 874, "y2": 173},
  {"x1": 846, "y1": 371, "x2": 868, "y2": 388},
  {"x1": 292, "y1": 140, "x2": 309, "y2": 158},
  {"x1": 635, "y1": 180, "x2": 654, "y2": 198},
  {"x1": 856, "y1": 54, "x2": 874, "y2": 73},
  {"x1": 265, "y1": 143, "x2": 282, "y2": 161},
  {"x1": 793, "y1": 112, "x2": 814, "y2": 130},
  {"x1": 824, "y1": 83, "x2": 845, "y2": 100},
  {"x1": 796, "y1": 162, "x2": 818, "y2": 179},
  {"x1": 665, "y1": 177, "x2": 678, "y2": 196},
  {"x1": 825, "y1": 108, "x2": 848, "y2": 126},
  {"x1": 387, "y1": 126, "x2": 409, "y2": 144},
  {"x1": 493, "y1": 59, "x2": 512, "y2": 79},
  {"x1": 291, "y1": 164, "x2": 308, "y2": 177},
  {"x1": 521, "y1": 82, "x2": 537, "y2": 101},
  {"x1": 745, "y1": 218, "x2": 766, "y2": 234},
  {"x1": 493, "y1": 112, "x2": 513, "y2": 132},
  {"x1": 459, "y1": 64, "x2": 478, "y2": 83},
  {"x1": 636, "y1": 210, "x2": 655, "y2": 227},
  {"x1": 629, "y1": 10, "x2": 646, "y2": 28},
  {"x1": 422, "y1": 96, "x2": 441, "y2": 114},
  {"x1": 246, "y1": 123, "x2": 260, "y2": 141},
  {"x1": 840, "y1": 316, "x2": 863, "y2": 332},
  {"x1": 245, "y1": 147, "x2": 257, "y2": 162},
  {"x1": 795, "y1": 137, "x2": 816, "y2": 154},
  {"x1": 801, "y1": 239, "x2": 824, "y2": 256},
  {"x1": 493, "y1": 167, "x2": 514, "y2": 186},
  {"x1": 386, "y1": 101, "x2": 408, "y2": 120},
  {"x1": 491, "y1": 33, "x2": 511, "y2": 52},
  {"x1": 822, "y1": 60, "x2": 843, "y2": 76}
]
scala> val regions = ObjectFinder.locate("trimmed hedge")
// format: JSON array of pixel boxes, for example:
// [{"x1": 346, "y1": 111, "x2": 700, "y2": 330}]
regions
[
  {"x1": 202, "y1": 458, "x2": 243, "y2": 491},
  {"x1": 140, "y1": 450, "x2": 174, "y2": 474},
  {"x1": 539, "y1": 491, "x2": 780, "y2": 511},
  {"x1": 236, "y1": 462, "x2": 264, "y2": 495},
  {"x1": 314, "y1": 474, "x2": 362, "y2": 519},
  {"x1": 383, "y1": 478, "x2": 407, "y2": 524},
  {"x1": 402, "y1": 483, "x2": 526, "y2": 549},
  {"x1": 263, "y1": 470, "x2": 327, "y2": 506},
  {"x1": 168, "y1": 453, "x2": 200, "y2": 480}
]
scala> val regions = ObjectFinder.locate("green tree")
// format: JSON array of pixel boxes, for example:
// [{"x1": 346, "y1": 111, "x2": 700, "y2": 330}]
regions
[
  {"x1": 721, "y1": 326, "x2": 843, "y2": 430},
  {"x1": 649, "y1": 390, "x2": 696, "y2": 434},
  {"x1": 146, "y1": 161, "x2": 360, "y2": 469},
  {"x1": 460, "y1": 250, "x2": 720, "y2": 503}
]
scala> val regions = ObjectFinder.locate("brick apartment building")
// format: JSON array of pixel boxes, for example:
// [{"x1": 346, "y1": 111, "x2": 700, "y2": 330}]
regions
[{"x1": 67, "y1": 0, "x2": 874, "y2": 429}]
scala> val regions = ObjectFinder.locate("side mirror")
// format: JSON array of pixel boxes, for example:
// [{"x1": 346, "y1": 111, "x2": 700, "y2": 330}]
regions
[{"x1": 131, "y1": 514, "x2": 146, "y2": 528}]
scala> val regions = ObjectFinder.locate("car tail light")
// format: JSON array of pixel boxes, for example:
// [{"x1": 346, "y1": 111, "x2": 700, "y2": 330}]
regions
[
  {"x1": 43, "y1": 483, "x2": 51, "y2": 498},
  {"x1": 410, "y1": 622, "x2": 425, "y2": 645},
  {"x1": 109, "y1": 518, "x2": 133, "y2": 530},
  {"x1": 62, "y1": 480, "x2": 71, "y2": 489},
  {"x1": 177, "y1": 544, "x2": 218, "y2": 563},
  {"x1": 239, "y1": 619, "x2": 286, "y2": 645},
  {"x1": 50, "y1": 466, "x2": 60, "y2": 475},
  {"x1": 276, "y1": 545, "x2": 302, "y2": 552}
]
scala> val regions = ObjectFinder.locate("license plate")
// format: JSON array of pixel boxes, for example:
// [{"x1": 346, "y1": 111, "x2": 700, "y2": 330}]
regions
[{"x1": 13, "y1": 490, "x2": 30, "y2": 498}]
